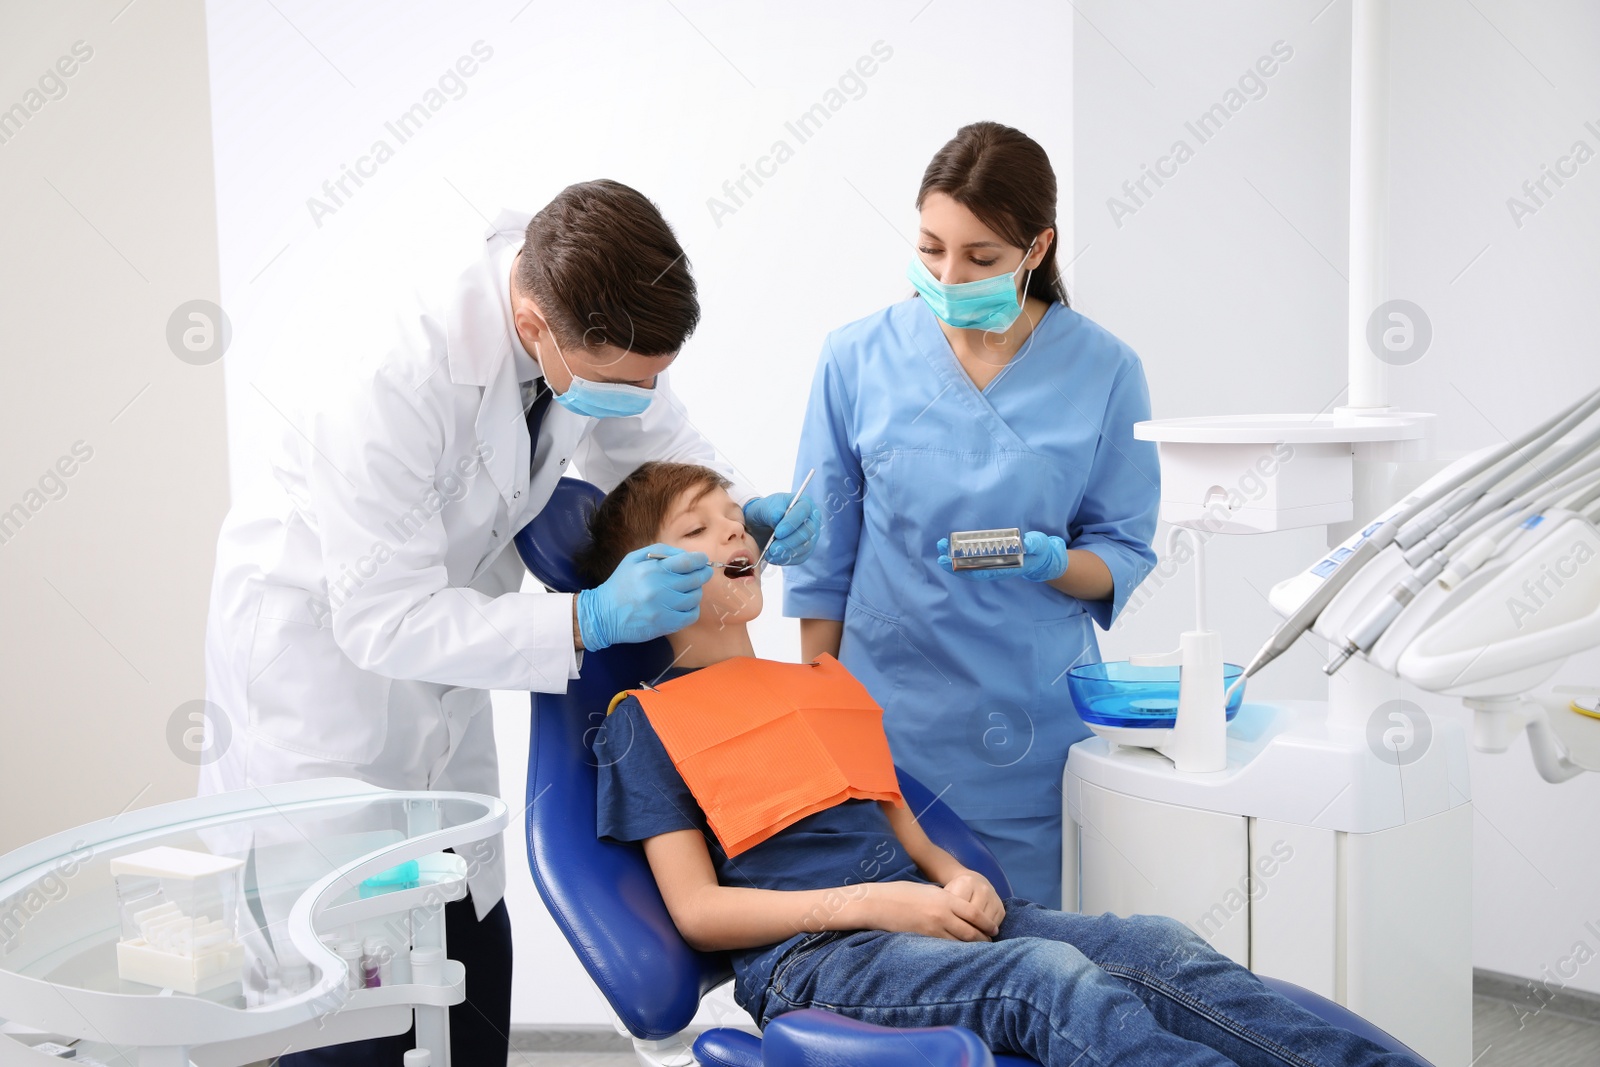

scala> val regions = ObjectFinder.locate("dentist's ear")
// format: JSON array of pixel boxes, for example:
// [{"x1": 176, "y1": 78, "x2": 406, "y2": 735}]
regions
[
  {"x1": 512, "y1": 295, "x2": 554, "y2": 349},
  {"x1": 1025, "y1": 228, "x2": 1055, "y2": 271}
]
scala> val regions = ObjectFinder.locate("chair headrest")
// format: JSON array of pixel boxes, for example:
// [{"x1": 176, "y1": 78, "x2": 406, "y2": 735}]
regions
[{"x1": 516, "y1": 477, "x2": 606, "y2": 593}]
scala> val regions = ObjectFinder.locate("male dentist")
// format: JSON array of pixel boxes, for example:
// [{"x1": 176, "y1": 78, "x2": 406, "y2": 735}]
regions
[{"x1": 200, "y1": 180, "x2": 819, "y2": 1065}]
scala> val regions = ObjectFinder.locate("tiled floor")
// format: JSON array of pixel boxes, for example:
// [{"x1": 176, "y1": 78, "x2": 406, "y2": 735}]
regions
[
  {"x1": 505, "y1": 1027, "x2": 654, "y2": 1066},
  {"x1": 1472, "y1": 991, "x2": 1600, "y2": 1067}
]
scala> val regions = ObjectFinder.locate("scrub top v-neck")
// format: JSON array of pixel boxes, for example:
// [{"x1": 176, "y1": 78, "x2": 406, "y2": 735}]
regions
[{"x1": 785, "y1": 296, "x2": 1160, "y2": 829}]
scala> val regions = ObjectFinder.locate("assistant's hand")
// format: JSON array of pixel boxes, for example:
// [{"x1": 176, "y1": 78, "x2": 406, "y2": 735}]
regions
[
  {"x1": 937, "y1": 531, "x2": 1069, "y2": 583},
  {"x1": 575, "y1": 544, "x2": 712, "y2": 650},
  {"x1": 941, "y1": 869, "x2": 1007, "y2": 934},
  {"x1": 863, "y1": 881, "x2": 998, "y2": 941},
  {"x1": 744, "y1": 492, "x2": 822, "y2": 566}
]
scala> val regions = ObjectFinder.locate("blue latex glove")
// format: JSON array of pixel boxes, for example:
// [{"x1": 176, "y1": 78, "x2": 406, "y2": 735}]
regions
[
  {"x1": 937, "y1": 531, "x2": 1070, "y2": 583},
  {"x1": 575, "y1": 544, "x2": 712, "y2": 650},
  {"x1": 744, "y1": 492, "x2": 822, "y2": 566}
]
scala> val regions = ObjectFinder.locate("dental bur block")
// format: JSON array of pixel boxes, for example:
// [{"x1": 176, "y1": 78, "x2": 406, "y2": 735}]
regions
[{"x1": 948, "y1": 528, "x2": 1025, "y2": 571}]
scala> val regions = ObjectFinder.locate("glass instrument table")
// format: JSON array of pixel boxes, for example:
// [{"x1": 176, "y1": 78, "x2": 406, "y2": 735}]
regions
[{"x1": 0, "y1": 778, "x2": 508, "y2": 1067}]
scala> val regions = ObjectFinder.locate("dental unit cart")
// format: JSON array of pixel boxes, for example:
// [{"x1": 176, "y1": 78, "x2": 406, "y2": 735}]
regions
[
  {"x1": 1063, "y1": 408, "x2": 1471, "y2": 1067},
  {"x1": 0, "y1": 779, "x2": 507, "y2": 1067}
]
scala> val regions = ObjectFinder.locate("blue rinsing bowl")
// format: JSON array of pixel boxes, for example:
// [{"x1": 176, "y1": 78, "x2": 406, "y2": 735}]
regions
[{"x1": 1066, "y1": 661, "x2": 1246, "y2": 730}]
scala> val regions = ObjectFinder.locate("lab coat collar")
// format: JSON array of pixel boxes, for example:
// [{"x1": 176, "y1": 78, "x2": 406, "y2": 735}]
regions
[
  {"x1": 445, "y1": 208, "x2": 533, "y2": 389},
  {"x1": 447, "y1": 208, "x2": 541, "y2": 510}
]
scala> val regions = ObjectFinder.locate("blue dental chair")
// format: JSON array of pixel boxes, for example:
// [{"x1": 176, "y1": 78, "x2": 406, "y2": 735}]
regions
[{"x1": 516, "y1": 478, "x2": 1431, "y2": 1067}]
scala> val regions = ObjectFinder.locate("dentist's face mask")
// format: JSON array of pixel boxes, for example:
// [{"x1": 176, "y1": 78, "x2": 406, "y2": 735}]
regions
[
  {"x1": 538, "y1": 336, "x2": 656, "y2": 419},
  {"x1": 907, "y1": 240, "x2": 1036, "y2": 332}
]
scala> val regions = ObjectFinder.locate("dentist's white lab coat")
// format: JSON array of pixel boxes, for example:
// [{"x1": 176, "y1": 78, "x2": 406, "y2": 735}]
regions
[{"x1": 200, "y1": 210, "x2": 754, "y2": 917}]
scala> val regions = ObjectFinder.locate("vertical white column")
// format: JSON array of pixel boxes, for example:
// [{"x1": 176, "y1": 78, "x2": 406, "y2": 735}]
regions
[
  {"x1": 1348, "y1": 0, "x2": 1391, "y2": 411},
  {"x1": 406, "y1": 799, "x2": 451, "y2": 1067}
]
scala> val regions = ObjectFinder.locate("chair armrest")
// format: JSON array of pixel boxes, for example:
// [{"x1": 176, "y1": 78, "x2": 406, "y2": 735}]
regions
[
  {"x1": 761, "y1": 1008, "x2": 995, "y2": 1067},
  {"x1": 691, "y1": 1027, "x2": 763, "y2": 1067}
]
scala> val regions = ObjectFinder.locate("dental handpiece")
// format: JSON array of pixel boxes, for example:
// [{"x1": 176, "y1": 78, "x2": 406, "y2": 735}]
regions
[{"x1": 1228, "y1": 385, "x2": 1600, "y2": 696}]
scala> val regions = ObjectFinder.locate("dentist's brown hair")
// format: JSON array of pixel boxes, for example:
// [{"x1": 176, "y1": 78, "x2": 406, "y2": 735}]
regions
[
  {"x1": 518, "y1": 180, "x2": 700, "y2": 356},
  {"x1": 917, "y1": 121, "x2": 1069, "y2": 307}
]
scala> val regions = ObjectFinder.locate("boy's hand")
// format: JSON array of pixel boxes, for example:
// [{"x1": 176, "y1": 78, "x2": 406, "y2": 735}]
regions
[
  {"x1": 865, "y1": 881, "x2": 998, "y2": 941},
  {"x1": 942, "y1": 869, "x2": 1006, "y2": 934}
]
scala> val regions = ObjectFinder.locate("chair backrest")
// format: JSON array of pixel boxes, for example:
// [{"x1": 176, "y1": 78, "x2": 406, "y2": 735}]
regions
[{"x1": 516, "y1": 478, "x2": 1012, "y2": 1040}]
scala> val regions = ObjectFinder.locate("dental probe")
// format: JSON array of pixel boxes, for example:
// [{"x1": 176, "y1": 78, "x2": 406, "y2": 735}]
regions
[{"x1": 753, "y1": 468, "x2": 816, "y2": 575}]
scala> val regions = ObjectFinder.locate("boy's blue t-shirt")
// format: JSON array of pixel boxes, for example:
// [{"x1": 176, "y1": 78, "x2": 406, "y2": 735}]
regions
[{"x1": 592, "y1": 667, "x2": 929, "y2": 1017}]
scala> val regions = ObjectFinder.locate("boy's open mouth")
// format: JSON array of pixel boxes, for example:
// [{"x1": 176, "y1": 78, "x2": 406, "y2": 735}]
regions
[{"x1": 723, "y1": 554, "x2": 755, "y2": 580}]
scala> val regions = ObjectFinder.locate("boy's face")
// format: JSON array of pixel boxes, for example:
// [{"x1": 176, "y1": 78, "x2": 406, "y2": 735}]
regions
[{"x1": 656, "y1": 483, "x2": 764, "y2": 626}]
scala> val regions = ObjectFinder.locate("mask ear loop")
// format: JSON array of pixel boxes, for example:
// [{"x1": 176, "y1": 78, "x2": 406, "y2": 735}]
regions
[
  {"x1": 982, "y1": 238, "x2": 1046, "y2": 375},
  {"x1": 1015, "y1": 237, "x2": 1038, "y2": 305},
  {"x1": 982, "y1": 238, "x2": 1039, "y2": 343},
  {"x1": 536, "y1": 331, "x2": 577, "y2": 393}
]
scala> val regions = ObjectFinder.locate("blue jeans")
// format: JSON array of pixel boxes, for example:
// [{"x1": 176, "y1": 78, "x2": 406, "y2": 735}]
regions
[{"x1": 758, "y1": 899, "x2": 1424, "y2": 1067}]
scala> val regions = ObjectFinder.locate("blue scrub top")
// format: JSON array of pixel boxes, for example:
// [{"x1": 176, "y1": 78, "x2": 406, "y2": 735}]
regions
[{"x1": 784, "y1": 298, "x2": 1160, "y2": 821}]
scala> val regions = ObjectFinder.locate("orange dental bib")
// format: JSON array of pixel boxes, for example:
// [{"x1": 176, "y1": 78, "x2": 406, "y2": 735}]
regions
[{"x1": 613, "y1": 655, "x2": 904, "y2": 857}]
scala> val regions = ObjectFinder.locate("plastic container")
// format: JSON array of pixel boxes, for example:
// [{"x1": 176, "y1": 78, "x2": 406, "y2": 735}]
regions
[
  {"x1": 359, "y1": 859, "x2": 421, "y2": 897},
  {"x1": 337, "y1": 939, "x2": 364, "y2": 991},
  {"x1": 110, "y1": 845, "x2": 245, "y2": 994},
  {"x1": 411, "y1": 945, "x2": 445, "y2": 985},
  {"x1": 361, "y1": 937, "x2": 384, "y2": 988},
  {"x1": 1066, "y1": 661, "x2": 1245, "y2": 729}
]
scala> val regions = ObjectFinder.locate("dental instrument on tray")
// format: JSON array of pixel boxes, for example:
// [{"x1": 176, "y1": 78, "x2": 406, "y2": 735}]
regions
[
  {"x1": 752, "y1": 467, "x2": 816, "y2": 575},
  {"x1": 947, "y1": 528, "x2": 1025, "y2": 571},
  {"x1": 1225, "y1": 384, "x2": 1600, "y2": 703}
]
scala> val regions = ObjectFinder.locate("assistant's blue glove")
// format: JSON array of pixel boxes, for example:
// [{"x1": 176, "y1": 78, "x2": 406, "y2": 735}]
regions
[
  {"x1": 744, "y1": 492, "x2": 822, "y2": 566},
  {"x1": 575, "y1": 544, "x2": 712, "y2": 650},
  {"x1": 937, "y1": 531, "x2": 1070, "y2": 583}
]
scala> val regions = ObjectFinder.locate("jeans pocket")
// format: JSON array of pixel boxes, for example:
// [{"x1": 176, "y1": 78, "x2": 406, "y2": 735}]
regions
[{"x1": 768, "y1": 932, "x2": 837, "y2": 997}]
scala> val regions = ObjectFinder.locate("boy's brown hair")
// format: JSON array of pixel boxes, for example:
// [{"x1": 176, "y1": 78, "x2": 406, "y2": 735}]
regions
[
  {"x1": 517, "y1": 179, "x2": 699, "y2": 356},
  {"x1": 575, "y1": 462, "x2": 732, "y2": 587}
]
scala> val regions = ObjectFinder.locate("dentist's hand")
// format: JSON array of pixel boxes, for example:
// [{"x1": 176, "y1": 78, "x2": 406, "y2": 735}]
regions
[
  {"x1": 744, "y1": 492, "x2": 822, "y2": 566},
  {"x1": 575, "y1": 545, "x2": 712, "y2": 650},
  {"x1": 937, "y1": 531, "x2": 1069, "y2": 583}
]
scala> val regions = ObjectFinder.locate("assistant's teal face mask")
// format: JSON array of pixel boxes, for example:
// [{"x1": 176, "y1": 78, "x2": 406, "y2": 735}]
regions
[
  {"x1": 907, "y1": 240, "x2": 1035, "y2": 331},
  {"x1": 539, "y1": 338, "x2": 656, "y2": 419}
]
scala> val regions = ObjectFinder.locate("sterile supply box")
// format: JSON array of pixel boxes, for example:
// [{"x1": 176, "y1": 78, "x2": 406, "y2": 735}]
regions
[{"x1": 111, "y1": 845, "x2": 246, "y2": 994}]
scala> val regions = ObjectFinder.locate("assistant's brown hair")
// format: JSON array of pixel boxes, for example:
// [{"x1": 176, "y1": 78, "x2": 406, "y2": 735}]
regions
[
  {"x1": 917, "y1": 122, "x2": 1069, "y2": 307},
  {"x1": 575, "y1": 462, "x2": 732, "y2": 587},
  {"x1": 517, "y1": 180, "x2": 700, "y2": 356}
]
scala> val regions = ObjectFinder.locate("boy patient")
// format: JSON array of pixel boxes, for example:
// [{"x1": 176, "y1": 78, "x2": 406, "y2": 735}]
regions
[{"x1": 580, "y1": 462, "x2": 1423, "y2": 1067}]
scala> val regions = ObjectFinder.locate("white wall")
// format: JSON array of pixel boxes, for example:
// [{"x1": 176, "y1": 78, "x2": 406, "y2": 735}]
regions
[
  {"x1": 0, "y1": 0, "x2": 226, "y2": 853},
  {"x1": 202, "y1": 0, "x2": 1073, "y2": 1027},
  {"x1": 1073, "y1": 0, "x2": 1600, "y2": 997}
]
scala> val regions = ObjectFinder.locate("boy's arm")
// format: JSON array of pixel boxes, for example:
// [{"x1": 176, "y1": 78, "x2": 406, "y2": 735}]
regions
[
  {"x1": 640, "y1": 828, "x2": 997, "y2": 952},
  {"x1": 879, "y1": 800, "x2": 1009, "y2": 930},
  {"x1": 878, "y1": 799, "x2": 967, "y2": 885}
]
